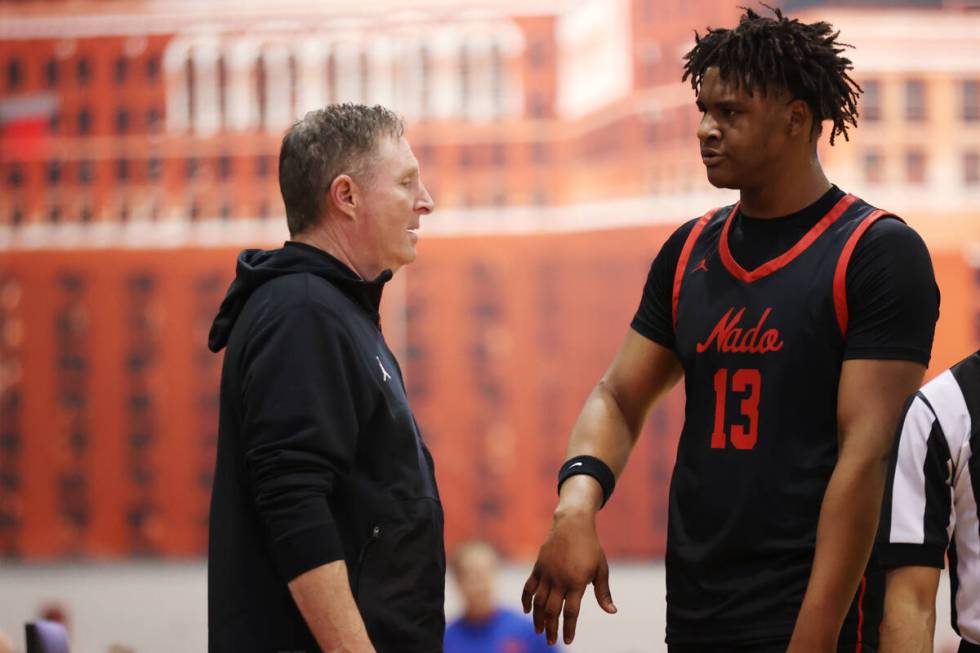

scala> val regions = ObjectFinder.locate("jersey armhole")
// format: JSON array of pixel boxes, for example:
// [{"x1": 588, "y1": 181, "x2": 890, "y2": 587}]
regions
[
  {"x1": 671, "y1": 209, "x2": 717, "y2": 330},
  {"x1": 832, "y1": 210, "x2": 903, "y2": 337}
]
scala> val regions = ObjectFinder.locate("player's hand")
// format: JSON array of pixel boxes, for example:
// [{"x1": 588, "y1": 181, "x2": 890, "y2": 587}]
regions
[{"x1": 521, "y1": 507, "x2": 617, "y2": 646}]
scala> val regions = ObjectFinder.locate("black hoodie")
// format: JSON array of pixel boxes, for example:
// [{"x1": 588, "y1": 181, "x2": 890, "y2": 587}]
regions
[{"x1": 207, "y1": 242, "x2": 445, "y2": 653}]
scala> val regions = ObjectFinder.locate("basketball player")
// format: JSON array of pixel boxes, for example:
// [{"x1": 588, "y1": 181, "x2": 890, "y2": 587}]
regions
[{"x1": 522, "y1": 7, "x2": 939, "y2": 652}]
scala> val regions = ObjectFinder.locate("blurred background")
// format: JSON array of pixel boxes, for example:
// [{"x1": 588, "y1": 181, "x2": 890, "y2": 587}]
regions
[{"x1": 0, "y1": 0, "x2": 977, "y2": 650}]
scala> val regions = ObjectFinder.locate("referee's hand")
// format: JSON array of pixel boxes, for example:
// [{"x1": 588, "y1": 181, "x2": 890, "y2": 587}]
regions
[{"x1": 521, "y1": 507, "x2": 617, "y2": 646}]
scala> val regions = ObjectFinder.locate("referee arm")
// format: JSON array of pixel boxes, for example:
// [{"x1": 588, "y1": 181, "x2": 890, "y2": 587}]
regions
[
  {"x1": 522, "y1": 329, "x2": 683, "y2": 646},
  {"x1": 788, "y1": 359, "x2": 926, "y2": 652},
  {"x1": 878, "y1": 387, "x2": 959, "y2": 653},
  {"x1": 881, "y1": 566, "x2": 940, "y2": 653}
]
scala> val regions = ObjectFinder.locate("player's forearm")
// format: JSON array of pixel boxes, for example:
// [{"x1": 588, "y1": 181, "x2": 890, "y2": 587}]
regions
[
  {"x1": 288, "y1": 559, "x2": 376, "y2": 653},
  {"x1": 556, "y1": 381, "x2": 644, "y2": 515},
  {"x1": 790, "y1": 454, "x2": 889, "y2": 649},
  {"x1": 565, "y1": 380, "x2": 645, "y2": 474}
]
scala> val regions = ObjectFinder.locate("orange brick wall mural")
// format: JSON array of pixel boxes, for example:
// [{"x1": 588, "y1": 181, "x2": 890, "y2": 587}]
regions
[
  {"x1": 2, "y1": 0, "x2": 979, "y2": 566},
  {"x1": 1, "y1": 229, "x2": 976, "y2": 560}
]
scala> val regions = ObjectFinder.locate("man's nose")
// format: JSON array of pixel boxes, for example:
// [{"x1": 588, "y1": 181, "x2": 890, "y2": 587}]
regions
[
  {"x1": 697, "y1": 112, "x2": 720, "y2": 142},
  {"x1": 417, "y1": 182, "x2": 434, "y2": 214}
]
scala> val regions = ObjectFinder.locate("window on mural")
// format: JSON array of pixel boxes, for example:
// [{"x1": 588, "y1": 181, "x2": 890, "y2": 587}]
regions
[
  {"x1": 862, "y1": 79, "x2": 881, "y2": 121},
  {"x1": 905, "y1": 79, "x2": 926, "y2": 122}
]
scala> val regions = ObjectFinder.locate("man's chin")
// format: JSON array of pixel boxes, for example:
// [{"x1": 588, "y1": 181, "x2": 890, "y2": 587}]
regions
[
  {"x1": 705, "y1": 169, "x2": 738, "y2": 189},
  {"x1": 391, "y1": 247, "x2": 417, "y2": 271}
]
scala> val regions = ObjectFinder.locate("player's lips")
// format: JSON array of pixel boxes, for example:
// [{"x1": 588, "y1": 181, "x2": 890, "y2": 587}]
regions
[{"x1": 701, "y1": 149, "x2": 724, "y2": 166}]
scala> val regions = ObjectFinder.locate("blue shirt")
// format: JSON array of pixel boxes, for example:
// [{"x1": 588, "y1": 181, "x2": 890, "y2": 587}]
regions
[{"x1": 444, "y1": 607, "x2": 558, "y2": 653}]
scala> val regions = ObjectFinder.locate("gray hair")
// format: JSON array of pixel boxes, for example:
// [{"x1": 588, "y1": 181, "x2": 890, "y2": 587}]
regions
[{"x1": 278, "y1": 103, "x2": 404, "y2": 236}]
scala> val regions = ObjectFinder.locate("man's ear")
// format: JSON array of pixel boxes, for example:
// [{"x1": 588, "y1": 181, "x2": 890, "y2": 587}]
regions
[
  {"x1": 786, "y1": 99, "x2": 810, "y2": 138},
  {"x1": 329, "y1": 174, "x2": 357, "y2": 220}
]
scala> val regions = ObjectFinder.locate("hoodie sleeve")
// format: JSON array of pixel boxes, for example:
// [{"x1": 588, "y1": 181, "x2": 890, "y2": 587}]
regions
[{"x1": 240, "y1": 302, "x2": 369, "y2": 582}]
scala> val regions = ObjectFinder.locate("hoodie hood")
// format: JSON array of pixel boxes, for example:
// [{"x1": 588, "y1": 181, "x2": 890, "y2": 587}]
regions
[{"x1": 208, "y1": 241, "x2": 392, "y2": 352}]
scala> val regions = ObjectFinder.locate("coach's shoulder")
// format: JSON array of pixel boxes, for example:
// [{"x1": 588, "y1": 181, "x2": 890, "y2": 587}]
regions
[{"x1": 253, "y1": 272, "x2": 346, "y2": 310}]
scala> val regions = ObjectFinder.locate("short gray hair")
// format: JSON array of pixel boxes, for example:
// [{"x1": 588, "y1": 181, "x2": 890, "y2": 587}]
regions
[{"x1": 278, "y1": 103, "x2": 404, "y2": 236}]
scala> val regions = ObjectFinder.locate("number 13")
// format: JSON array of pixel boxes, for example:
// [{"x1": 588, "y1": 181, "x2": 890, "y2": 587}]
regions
[{"x1": 711, "y1": 368, "x2": 761, "y2": 450}]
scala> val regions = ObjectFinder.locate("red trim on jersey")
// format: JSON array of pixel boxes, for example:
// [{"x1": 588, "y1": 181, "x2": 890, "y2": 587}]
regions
[
  {"x1": 854, "y1": 574, "x2": 868, "y2": 653},
  {"x1": 719, "y1": 193, "x2": 858, "y2": 284},
  {"x1": 672, "y1": 209, "x2": 717, "y2": 330},
  {"x1": 833, "y1": 209, "x2": 890, "y2": 336}
]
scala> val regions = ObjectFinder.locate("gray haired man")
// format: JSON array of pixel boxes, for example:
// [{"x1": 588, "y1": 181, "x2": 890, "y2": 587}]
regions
[{"x1": 207, "y1": 104, "x2": 442, "y2": 653}]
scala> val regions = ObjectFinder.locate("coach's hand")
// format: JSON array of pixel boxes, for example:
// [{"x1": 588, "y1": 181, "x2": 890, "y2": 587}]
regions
[{"x1": 522, "y1": 480, "x2": 617, "y2": 646}]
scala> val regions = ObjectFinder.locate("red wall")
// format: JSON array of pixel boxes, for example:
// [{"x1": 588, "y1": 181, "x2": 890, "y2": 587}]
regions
[{"x1": 0, "y1": 229, "x2": 975, "y2": 560}]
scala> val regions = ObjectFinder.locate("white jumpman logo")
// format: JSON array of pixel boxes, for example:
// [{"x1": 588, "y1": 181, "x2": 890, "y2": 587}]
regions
[{"x1": 376, "y1": 356, "x2": 392, "y2": 383}]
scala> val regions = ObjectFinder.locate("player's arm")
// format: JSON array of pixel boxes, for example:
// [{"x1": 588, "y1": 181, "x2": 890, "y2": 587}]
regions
[
  {"x1": 521, "y1": 329, "x2": 683, "y2": 646},
  {"x1": 790, "y1": 218, "x2": 939, "y2": 650},
  {"x1": 289, "y1": 561, "x2": 376, "y2": 653},
  {"x1": 880, "y1": 566, "x2": 940, "y2": 653},
  {"x1": 789, "y1": 359, "x2": 927, "y2": 651},
  {"x1": 521, "y1": 220, "x2": 694, "y2": 647}
]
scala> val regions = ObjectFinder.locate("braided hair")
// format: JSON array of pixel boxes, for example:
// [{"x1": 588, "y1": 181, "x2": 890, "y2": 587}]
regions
[{"x1": 682, "y1": 4, "x2": 862, "y2": 145}]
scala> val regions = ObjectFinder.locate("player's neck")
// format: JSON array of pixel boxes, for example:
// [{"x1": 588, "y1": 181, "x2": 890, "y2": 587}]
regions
[{"x1": 738, "y1": 157, "x2": 831, "y2": 219}]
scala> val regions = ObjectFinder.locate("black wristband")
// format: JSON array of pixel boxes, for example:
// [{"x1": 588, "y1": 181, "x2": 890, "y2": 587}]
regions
[{"x1": 557, "y1": 455, "x2": 616, "y2": 508}]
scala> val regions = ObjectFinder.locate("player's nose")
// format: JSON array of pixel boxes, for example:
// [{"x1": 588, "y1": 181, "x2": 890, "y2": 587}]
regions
[{"x1": 697, "y1": 112, "x2": 720, "y2": 142}]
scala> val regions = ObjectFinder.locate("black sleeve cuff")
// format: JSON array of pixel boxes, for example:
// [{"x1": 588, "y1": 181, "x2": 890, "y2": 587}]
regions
[
  {"x1": 877, "y1": 542, "x2": 946, "y2": 570},
  {"x1": 842, "y1": 346, "x2": 931, "y2": 366},
  {"x1": 272, "y1": 520, "x2": 346, "y2": 582}
]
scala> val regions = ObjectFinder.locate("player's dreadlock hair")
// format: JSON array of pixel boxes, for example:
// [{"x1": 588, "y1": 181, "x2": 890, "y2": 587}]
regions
[{"x1": 682, "y1": 4, "x2": 861, "y2": 145}]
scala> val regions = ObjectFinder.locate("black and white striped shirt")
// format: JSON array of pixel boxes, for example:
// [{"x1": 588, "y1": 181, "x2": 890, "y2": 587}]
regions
[{"x1": 879, "y1": 349, "x2": 980, "y2": 647}]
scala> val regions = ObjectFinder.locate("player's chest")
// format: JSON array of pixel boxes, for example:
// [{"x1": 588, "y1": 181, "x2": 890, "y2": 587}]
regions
[{"x1": 674, "y1": 263, "x2": 843, "y2": 369}]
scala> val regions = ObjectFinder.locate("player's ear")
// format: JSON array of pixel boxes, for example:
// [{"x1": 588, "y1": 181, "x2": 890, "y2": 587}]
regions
[{"x1": 786, "y1": 99, "x2": 810, "y2": 138}]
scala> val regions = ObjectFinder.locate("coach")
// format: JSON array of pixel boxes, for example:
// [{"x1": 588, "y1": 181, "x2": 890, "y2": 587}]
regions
[{"x1": 206, "y1": 104, "x2": 443, "y2": 652}]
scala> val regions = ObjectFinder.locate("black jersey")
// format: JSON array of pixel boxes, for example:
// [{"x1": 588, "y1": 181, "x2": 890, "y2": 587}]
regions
[{"x1": 664, "y1": 193, "x2": 896, "y2": 648}]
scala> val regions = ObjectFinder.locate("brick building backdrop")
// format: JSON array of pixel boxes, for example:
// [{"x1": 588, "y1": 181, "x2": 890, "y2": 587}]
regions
[{"x1": 1, "y1": 0, "x2": 978, "y2": 560}]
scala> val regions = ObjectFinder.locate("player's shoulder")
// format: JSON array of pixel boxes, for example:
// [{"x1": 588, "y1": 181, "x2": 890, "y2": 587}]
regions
[
  {"x1": 843, "y1": 196, "x2": 929, "y2": 260},
  {"x1": 667, "y1": 202, "x2": 736, "y2": 245},
  {"x1": 667, "y1": 216, "x2": 701, "y2": 244},
  {"x1": 847, "y1": 195, "x2": 921, "y2": 240}
]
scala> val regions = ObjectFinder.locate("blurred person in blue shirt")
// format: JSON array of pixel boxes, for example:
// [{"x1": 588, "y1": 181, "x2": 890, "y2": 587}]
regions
[{"x1": 446, "y1": 540, "x2": 559, "y2": 653}]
